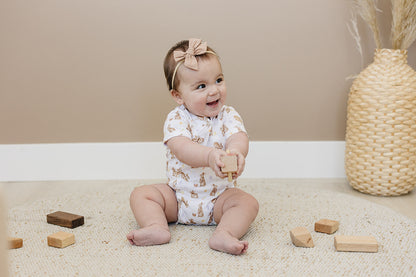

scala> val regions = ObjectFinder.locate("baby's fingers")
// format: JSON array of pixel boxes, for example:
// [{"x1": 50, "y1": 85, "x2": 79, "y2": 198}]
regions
[
  {"x1": 216, "y1": 156, "x2": 225, "y2": 169},
  {"x1": 215, "y1": 166, "x2": 227, "y2": 178}
]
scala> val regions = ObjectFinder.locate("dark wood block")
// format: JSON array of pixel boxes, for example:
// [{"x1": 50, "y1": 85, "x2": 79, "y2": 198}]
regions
[{"x1": 47, "y1": 211, "x2": 84, "y2": 228}]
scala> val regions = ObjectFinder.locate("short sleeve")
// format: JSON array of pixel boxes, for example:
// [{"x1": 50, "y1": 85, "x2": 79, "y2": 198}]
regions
[
  {"x1": 221, "y1": 106, "x2": 247, "y2": 139},
  {"x1": 163, "y1": 108, "x2": 192, "y2": 144}
]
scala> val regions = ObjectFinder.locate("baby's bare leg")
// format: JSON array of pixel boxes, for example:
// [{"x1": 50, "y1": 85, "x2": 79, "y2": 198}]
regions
[
  {"x1": 209, "y1": 188, "x2": 259, "y2": 255},
  {"x1": 127, "y1": 184, "x2": 177, "y2": 246}
]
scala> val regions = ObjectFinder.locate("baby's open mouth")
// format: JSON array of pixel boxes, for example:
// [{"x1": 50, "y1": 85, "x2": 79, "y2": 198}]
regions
[{"x1": 207, "y1": 99, "x2": 219, "y2": 106}]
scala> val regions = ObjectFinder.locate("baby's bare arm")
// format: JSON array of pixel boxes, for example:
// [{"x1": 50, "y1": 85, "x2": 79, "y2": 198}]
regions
[
  {"x1": 226, "y1": 132, "x2": 249, "y2": 157},
  {"x1": 167, "y1": 136, "x2": 212, "y2": 167},
  {"x1": 166, "y1": 136, "x2": 227, "y2": 177},
  {"x1": 225, "y1": 132, "x2": 249, "y2": 176}
]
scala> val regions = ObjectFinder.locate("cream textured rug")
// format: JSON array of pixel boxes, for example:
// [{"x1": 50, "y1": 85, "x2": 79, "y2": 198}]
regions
[{"x1": 7, "y1": 181, "x2": 416, "y2": 276}]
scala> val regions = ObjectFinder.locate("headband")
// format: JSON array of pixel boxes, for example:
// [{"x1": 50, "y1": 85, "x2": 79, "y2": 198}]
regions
[{"x1": 171, "y1": 38, "x2": 216, "y2": 90}]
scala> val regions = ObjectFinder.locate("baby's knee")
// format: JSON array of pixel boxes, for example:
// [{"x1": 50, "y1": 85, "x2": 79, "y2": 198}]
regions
[
  {"x1": 229, "y1": 190, "x2": 259, "y2": 212},
  {"x1": 130, "y1": 185, "x2": 157, "y2": 203},
  {"x1": 244, "y1": 193, "x2": 259, "y2": 214}
]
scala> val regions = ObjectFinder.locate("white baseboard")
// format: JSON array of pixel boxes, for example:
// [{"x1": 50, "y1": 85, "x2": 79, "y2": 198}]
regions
[{"x1": 0, "y1": 141, "x2": 346, "y2": 182}]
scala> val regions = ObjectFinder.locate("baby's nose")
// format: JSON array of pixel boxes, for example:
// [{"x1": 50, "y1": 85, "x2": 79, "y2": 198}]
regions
[{"x1": 208, "y1": 86, "x2": 220, "y2": 95}]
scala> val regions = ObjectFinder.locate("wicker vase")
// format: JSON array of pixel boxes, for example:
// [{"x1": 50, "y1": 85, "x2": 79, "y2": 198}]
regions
[{"x1": 345, "y1": 48, "x2": 416, "y2": 196}]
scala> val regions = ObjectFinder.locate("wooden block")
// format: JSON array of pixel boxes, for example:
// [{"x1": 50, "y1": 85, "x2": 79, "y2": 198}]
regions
[
  {"x1": 47, "y1": 232, "x2": 75, "y2": 248},
  {"x1": 47, "y1": 211, "x2": 84, "y2": 228},
  {"x1": 334, "y1": 235, "x2": 378, "y2": 253},
  {"x1": 221, "y1": 155, "x2": 237, "y2": 173},
  {"x1": 221, "y1": 155, "x2": 237, "y2": 182},
  {"x1": 290, "y1": 227, "x2": 314, "y2": 248},
  {"x1": 315, "y1": 219, "x2": 339, "y2": 234},
  {"x1": 8, "y1": 237, "x2": 23, "y2": 249}
]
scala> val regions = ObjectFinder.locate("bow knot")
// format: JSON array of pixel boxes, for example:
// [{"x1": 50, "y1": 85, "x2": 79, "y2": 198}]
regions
[{"x1": 173, "y1": 38, "x2": 208, "y2": 70}]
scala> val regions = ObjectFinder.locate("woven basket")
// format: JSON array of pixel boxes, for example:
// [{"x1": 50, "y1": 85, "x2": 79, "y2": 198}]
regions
[{"x1": 345, "y1": 48, "x2": 416, "y2": 196}]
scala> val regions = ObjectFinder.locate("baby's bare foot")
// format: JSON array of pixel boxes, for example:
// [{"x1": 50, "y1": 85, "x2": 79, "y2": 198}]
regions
[
  {"x1": 208, "y1": 229, "x2": 248, "y2": 255},
  {"x1": 126, "y1": 224, "x2": 171, "y2": 246}
]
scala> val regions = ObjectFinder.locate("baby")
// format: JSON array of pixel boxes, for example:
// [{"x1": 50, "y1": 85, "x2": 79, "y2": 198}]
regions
[{"x1": 127, "y1": 39, "x2": 259, "y2": 255}]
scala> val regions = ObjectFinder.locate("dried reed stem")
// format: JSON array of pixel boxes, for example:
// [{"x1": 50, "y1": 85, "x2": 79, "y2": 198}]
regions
[
  {"x1": 391, "y1": 0, "x2": 416, "y2": 49},
  {"x1": 347, "y1": 11, "x2": 364, "y2": 69},
  {"x1": 353, "y1": 0, "x2": 382, "y2": 48}
]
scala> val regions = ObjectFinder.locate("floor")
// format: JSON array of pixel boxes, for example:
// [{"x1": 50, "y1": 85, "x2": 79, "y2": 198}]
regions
[{"x1": 1, "y1": 178, "x2": 416, "y2": 220}]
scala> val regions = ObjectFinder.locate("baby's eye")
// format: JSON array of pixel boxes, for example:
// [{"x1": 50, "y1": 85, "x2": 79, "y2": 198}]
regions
[
  {"x1": 197, "y1": 84, "x2": 206, "y2": 89},
  {"x1": 216, "y1": 78, "x2": 223, "y2": 84}
]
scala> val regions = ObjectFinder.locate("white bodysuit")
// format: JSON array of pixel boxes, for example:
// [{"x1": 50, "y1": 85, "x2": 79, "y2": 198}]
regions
[{"x1": 163, "y1": 105, "x2": 247, "y2": 225}]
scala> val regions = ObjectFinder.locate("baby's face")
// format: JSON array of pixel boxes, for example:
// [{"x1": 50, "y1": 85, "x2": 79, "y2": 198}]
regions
[{"x1": 173, "y1": 55, "x2": 226, "y2": 118}]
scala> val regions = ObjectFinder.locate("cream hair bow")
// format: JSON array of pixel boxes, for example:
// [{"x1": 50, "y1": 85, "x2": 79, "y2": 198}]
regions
[{"x1": 173, "y1": 38, "x2": 208, "y2": 70}]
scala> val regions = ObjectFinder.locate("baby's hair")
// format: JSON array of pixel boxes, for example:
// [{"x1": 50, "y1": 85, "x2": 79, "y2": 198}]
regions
[{"x1": 163, "y1": 39, "x2": 217, "y2": 91}]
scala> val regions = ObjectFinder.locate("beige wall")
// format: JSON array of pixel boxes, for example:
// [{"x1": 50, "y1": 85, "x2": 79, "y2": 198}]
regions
[{"x1": 1, "y1": 0, "x2": 415, "y2": 143}]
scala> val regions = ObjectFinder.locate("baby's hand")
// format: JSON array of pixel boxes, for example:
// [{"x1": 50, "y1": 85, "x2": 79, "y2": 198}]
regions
[{"x1": 207, "y1": 148, "x2": 228, "y2": 178}]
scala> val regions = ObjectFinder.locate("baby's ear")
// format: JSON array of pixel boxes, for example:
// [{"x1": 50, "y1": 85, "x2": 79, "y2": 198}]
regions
[{"x1": 171, "y1": 89, "x2": 184, "y2": 105}]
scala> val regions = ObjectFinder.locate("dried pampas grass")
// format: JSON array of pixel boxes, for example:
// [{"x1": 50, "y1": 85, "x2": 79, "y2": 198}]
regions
[
  {"x1": 351, "y1": 0, "x2": 416, "y2": 49},
  {"x1": 347, "y1": 11, "x2": 364, "y2": 68},
  {"x1": 352, "y1": 0, "x2": 382, "y2": 48},
  {"x1": 391, "y1": 0, "x2": 416, "y2": 49}
]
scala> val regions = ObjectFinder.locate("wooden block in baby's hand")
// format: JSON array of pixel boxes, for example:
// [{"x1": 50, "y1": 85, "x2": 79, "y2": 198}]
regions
[
  {"x1": 47, "y1": 211, "x2": 84, "y2": 228},
  {"x1": 47, "y1": 231, "x2": 75, "y2": 248},
  {"x1": 290, "y1": 227, "x2": 314, "y2": 248},
  {"x1": 221, "y1": 155, "x2": 237, "y2": 182},
  {"x1": 221, "y1": 155, "x2": 237, "y2": 173},
  {"x1": 8, "y1": 237, "x2": 23, "y2": 249},
  {"x1": 334, "y1": 235, "x2": 378, "y2": 253},
  {"x1": 315, "y1": 219, "x2": 339, "y2": 234}
]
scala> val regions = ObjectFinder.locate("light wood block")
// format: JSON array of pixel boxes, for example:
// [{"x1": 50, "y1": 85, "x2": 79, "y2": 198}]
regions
[
  {"x1": 334, "y1": 235, "x2": 378, "y2": 253},
  {"x1": 221, "y1": 155, "x2": 237, "y2": 173},
  {"x1": 315, "y1": 219, "x2": 339, "y2": 234},
  {"x1": 221, "y1": 155, "x2": 237, "y2": 182},
  {"x1": 290, "y1": 227, "x2": 314, "y2": 248},
  {"x1": 47, "y1": 211, "x2": 84, "y2": 228},
  {"x1": 8, "y1": 237, "x2": 23, "y2": 249},
  {"x1": 47, "y1": 231, "x2": 75, "y2": 248}
]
